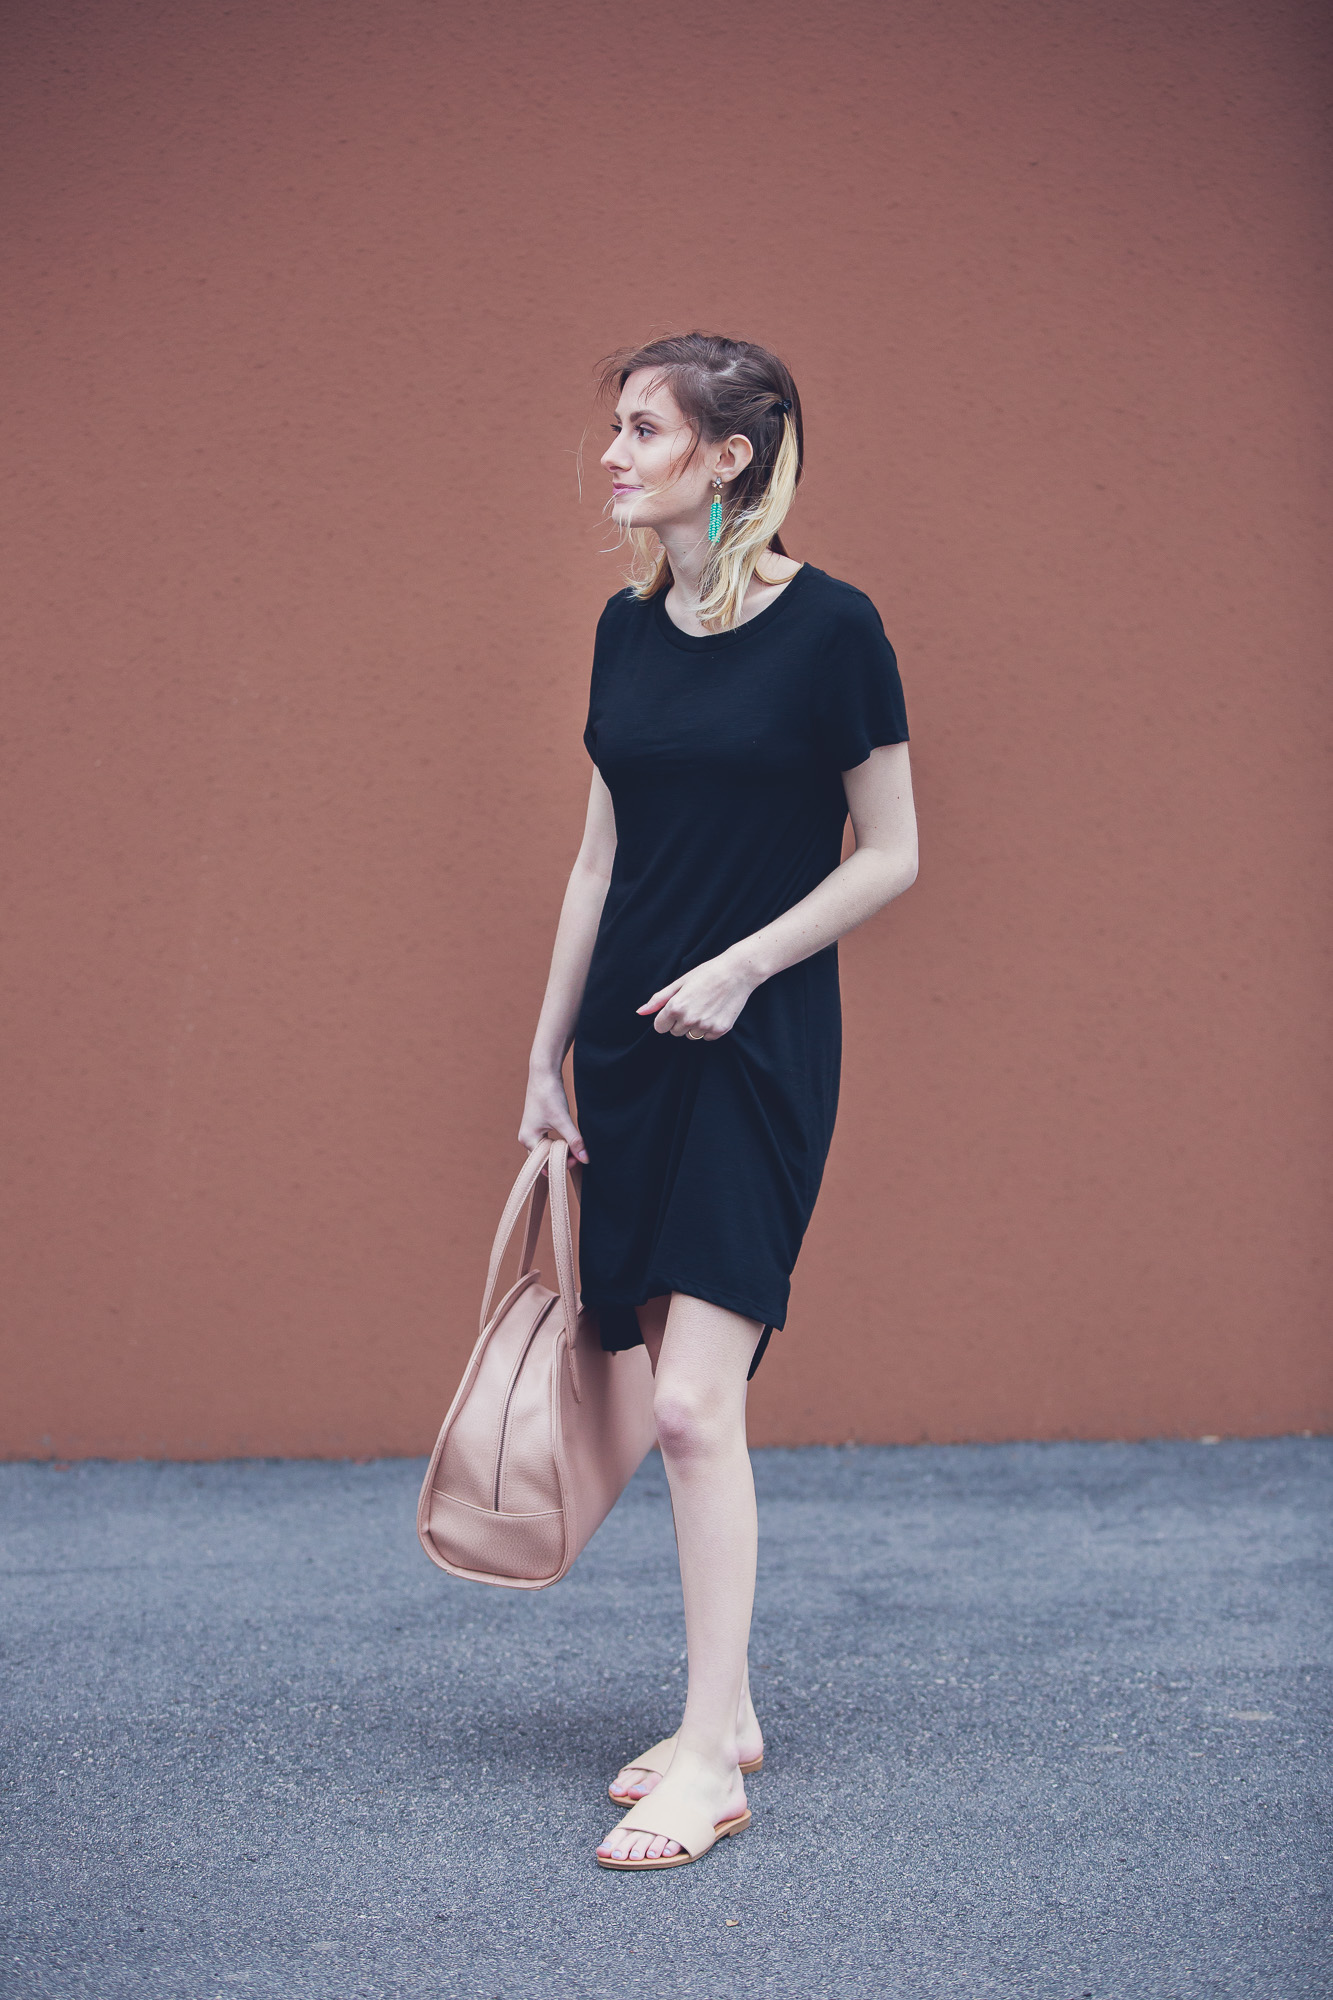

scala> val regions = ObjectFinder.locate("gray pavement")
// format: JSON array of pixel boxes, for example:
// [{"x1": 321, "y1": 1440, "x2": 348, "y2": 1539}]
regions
[{"x1": 0, "y1": 1438, "x2": 1329, "y2": 1999}]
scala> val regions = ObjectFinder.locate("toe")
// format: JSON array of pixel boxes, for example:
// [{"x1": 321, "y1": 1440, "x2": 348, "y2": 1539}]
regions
[{"x1": 598, "y1": 1817, "x2": 684, "y2": 1863}]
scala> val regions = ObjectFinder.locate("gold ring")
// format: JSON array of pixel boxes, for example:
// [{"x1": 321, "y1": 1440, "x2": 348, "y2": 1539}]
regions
[{"x1": 685, "y1": 1030, "x2": 703, "y2": 1040}]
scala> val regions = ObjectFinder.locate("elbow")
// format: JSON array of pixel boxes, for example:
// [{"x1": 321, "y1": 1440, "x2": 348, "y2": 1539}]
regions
[
  {"x1": 574, "y1": 847, "x2": 615, "y2": 890},
  {"x1": 856, "y1": 838, "x2": 917, "y2": 912},
  {"x1": 882, "y1": 841, "x2": 917, "y2": 901}
]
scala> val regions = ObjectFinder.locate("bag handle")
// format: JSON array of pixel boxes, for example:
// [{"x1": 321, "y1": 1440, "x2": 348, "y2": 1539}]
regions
[
  {"x1": 513, "y1": 1148, "x2": 582, "y2": 1279},
  {"x1": 545, "y1": 1138, "x2": 584, "y2": 1403},
  {"x1": 477, "y1": 1138, "x2": 552, "y2": 1337},
  {"x1": 477, "y1": 1138, "x2": 585, "y2": 1378}
]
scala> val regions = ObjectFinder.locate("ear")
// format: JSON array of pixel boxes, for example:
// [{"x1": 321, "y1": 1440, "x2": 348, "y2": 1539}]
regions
[{"x1": 714, "y1": 432, "x2": 755, "y2": 483}]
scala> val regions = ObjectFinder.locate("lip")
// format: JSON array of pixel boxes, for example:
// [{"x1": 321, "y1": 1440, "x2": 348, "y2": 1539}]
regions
[{"x1": 611, "y1": 484, "x2": 641, "y2": 497}]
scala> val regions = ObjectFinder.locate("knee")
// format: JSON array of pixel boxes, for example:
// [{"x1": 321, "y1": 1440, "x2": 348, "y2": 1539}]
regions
[{"x1": 653, "y1": 1379, "x2": 727, "y2": 1463}]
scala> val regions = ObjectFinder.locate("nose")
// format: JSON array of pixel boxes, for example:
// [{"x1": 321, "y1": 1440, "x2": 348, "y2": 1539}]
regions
[{"x1": 602, "y1": 437, "x2": 630, "y2": 471}]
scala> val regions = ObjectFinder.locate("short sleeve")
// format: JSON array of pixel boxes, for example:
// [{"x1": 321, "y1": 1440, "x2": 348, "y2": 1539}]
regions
[
  {"x1": 812, "y1": 590, "x2": 909, "y2": 772},
  {"x1": 582, "y1": 672, "x2": 599, "y2": 763},
  {"x1": 583, "y1": 593, "x2": 625, "y2": 765}
]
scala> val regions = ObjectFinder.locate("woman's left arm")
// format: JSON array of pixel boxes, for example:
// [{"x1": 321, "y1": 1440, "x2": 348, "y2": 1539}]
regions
[{"x1": 638, "y1": 741, "x2": 919, "y2": 1039}]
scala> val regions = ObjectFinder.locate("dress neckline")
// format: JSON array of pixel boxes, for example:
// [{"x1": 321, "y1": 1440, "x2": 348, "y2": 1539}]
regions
[{"x1": 651, "y1": 561, "x2": 814, "y2": 652}]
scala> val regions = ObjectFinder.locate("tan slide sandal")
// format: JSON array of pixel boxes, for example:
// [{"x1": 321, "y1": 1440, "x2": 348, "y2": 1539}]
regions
[
  {"x1": 608, "y1": 1733, "x2": 762, "y2": 1803},
  {"x1": 596, "y1": 1798, "x2": 753, "y2": 1871}
]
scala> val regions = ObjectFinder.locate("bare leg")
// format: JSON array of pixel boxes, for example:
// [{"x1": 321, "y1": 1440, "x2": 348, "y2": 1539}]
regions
[
  {"x1": 608, "y1": 1294, "x2": 764, "y2": 1802},
  {"x1": 598, "y1": 1292, "x2": 764, "y2": 1863}
]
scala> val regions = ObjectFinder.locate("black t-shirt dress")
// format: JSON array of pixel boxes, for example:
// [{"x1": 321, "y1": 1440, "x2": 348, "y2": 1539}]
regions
[{"x1": 572, "y1": 561, "x2": 909, "y2": 1376}]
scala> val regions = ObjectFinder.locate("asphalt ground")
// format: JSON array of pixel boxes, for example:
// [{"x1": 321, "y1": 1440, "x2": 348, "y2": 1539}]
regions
[{"x1": 1, "y1": 1438, "x2": 1329, "y2": 1999}]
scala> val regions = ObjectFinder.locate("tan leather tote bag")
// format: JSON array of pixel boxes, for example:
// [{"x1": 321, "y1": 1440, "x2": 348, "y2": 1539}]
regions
[{"x1": 417, "y1": 1135, "x2": 657, "y2": 1588}]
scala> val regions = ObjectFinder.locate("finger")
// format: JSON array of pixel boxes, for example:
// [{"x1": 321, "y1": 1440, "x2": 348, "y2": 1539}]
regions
[
  {"x1": 637, "y1": 977, "x2": 685, "y2": 1015},
  {"x1": 563, "y1": 1126, "x2": 589, "y2": 1164},
  {"x1": 540, "y1": 1124, "x2": 587, "y2": 1165}
]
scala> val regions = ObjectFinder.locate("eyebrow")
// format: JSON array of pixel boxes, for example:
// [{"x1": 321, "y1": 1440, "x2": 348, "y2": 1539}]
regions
[{"x1": 614, "y1": 407, "x2": 668, "y2": 426}]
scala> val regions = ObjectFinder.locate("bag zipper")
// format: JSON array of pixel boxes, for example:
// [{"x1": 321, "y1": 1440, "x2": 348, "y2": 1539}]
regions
[{"x1": 492, "y1": 1294, "x2": 559, "y2": 1511}]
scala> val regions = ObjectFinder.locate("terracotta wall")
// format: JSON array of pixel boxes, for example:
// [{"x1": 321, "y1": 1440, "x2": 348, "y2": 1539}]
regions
[{"x1": 2, "y1": 0, "x2": 1329, "y2": 1458}]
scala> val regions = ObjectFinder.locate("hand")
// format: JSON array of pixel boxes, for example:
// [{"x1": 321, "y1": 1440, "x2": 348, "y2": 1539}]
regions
[
  {"x1": 636, "y1": 949, "x2": 760, "y2": 1040},
  {"x1": 518, "y1": 1069, "x2": 589, "y2": 1165}
]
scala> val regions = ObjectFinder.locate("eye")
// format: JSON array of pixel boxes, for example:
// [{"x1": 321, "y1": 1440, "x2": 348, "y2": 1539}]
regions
[{"x1": 635, "y1": 424, "x2": 655, "y2": 440}]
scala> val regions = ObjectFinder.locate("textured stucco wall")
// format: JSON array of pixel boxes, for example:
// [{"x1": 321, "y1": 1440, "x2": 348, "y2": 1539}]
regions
[{"x1": 2, "y1": 0, "x2": 1329, "y2": 1457}]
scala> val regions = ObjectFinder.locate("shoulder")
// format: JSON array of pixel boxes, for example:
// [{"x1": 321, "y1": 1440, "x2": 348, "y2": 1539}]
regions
[
  {"x1": 797, "y1": 567, "x2": 895, "y2": 655},
  {"x1": 588, "y1": 587, "x2": 645, "y2": 670},
  {"x1": 800, "y1": 566, "x2": 890, "y2": 631},
  {"x1": 597, "y1": 584, "x2": 644, "y2": 626}
]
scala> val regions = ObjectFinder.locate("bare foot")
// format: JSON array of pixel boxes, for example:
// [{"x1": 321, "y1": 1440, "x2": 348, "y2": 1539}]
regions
[
  {"x1": 598, "y1": 1748, "x2": 748, "y2": 1864},
  {"x1": 609, "y1": 1695, "x2": 763, "y2": 1804}
]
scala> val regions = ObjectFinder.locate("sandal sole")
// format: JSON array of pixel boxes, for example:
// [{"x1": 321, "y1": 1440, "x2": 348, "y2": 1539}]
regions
[{"x1": 596, "y1": 1808, "x2": 752, "y2": 1871}]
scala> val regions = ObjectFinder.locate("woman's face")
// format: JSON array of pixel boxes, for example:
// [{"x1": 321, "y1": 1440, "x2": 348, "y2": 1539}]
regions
[{"x1": 601, "y1": 368, "x2": 738, "y2": 537}]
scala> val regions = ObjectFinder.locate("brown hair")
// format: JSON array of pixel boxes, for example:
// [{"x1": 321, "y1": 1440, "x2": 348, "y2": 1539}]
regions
[{"x1": 596, "y1": 331, "x2": 804, "y2": 631}]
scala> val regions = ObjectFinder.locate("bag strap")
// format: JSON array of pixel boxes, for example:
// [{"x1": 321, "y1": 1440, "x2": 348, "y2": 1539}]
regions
[
  {"x1": 477, "y1": 1138, "x2": 585, "y2": 1363},
  {"x1": 545, "y1": 1139, "x2": 584, "y2": 1403},
  {"x1": 513, "y1": 1150, "x2": 582, "y2": 1277},
  {"x1": 478, "y1": 1138, "x2": 552, "y2": 1337}
]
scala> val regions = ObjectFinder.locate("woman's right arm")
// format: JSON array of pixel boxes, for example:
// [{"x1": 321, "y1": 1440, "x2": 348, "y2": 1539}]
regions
[{"x1": 517, "y1": 765, "x2": 618, "y2": 1162}]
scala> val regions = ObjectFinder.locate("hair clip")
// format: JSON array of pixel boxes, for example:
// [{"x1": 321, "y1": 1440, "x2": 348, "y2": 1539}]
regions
[{"x1": 776, "y1": 397, "x2": 792, "y2": 414}]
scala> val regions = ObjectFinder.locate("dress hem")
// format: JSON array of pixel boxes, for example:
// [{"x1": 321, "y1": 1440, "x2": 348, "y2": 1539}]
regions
[
  {"x1": 584, "y1": 1279, "x2": 782, "y2": 1380},
  {"x1": 584, "y1": 1278, "x2": 785, "y2": 1335}
]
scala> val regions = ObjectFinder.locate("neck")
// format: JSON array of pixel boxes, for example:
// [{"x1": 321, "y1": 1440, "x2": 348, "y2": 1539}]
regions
[{"x1": 654, "y1": 514, "x2": 714, "y2": 613}]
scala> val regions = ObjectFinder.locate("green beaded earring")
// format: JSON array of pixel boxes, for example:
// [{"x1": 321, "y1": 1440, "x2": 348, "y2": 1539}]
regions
[{"x1": 708, "y1": 475, "x2": 723, "y2": 544}]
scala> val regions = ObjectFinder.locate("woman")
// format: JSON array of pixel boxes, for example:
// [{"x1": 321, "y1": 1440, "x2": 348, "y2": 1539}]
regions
[{"x1": 518, "y1": 332, "x2": 918, "y2": 1869}]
